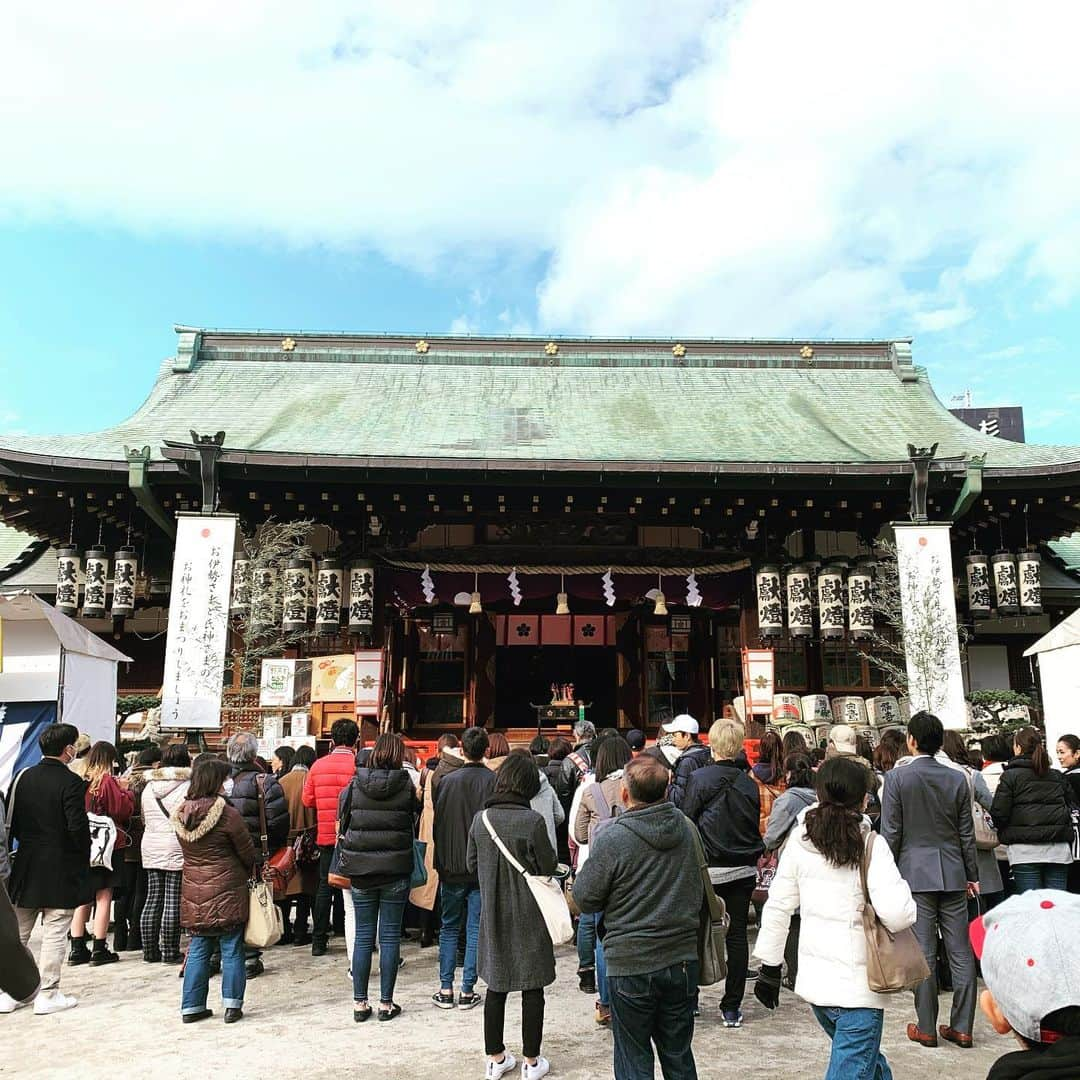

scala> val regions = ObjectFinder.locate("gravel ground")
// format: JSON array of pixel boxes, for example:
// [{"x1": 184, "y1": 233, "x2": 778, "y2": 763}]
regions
[{"x1": 3, "y1": 928, "x2": 1005, "y2": 1079}]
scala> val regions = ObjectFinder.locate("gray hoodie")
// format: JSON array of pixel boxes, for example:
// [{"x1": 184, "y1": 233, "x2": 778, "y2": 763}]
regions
[
  {"x1": 530, "y1": 769, "x2": 565, "y2": 853},
  {"x1": 572, "y1": 801, "x2": 702, "y2": 977},
  {"x1": 763, "y1": 785, "x2": 817, "y2": 852}
]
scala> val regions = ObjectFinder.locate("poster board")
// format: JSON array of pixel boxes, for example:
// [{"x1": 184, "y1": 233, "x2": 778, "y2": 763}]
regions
[
  {"x1": 741, "y1": 648, "x2": 775, "y2": 715},
  {"x1": 354, "y1": 649, "x2": 384, "y2": 716},
  {"x1": 310, "y1": 654, "x2": 356, "y2": 702}
]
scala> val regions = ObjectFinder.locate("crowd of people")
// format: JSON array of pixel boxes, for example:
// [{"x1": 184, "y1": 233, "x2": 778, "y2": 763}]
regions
[{"x1": 1, "y1": 711, "x2": 1079, "y2": 1080}]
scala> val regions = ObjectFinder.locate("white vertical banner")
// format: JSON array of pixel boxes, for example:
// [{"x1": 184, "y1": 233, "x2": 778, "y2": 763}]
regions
[
  {"x1": 161, "y1": 514, "x2": 237, "y2": 729},
  {"x1": 893, "y1": 522, "x2": 966, "y2": 730}
]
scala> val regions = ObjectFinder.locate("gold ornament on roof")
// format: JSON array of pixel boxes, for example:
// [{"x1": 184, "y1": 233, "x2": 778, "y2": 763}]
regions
[
  {"x1": 281, "y1": 337, "x2": 296, "y2": 352},
  {"x1": 545, "y1": 341, "x2": 559, "y2": 356},
  {"x1": 800, "y1": 345, "x2": 814, "y2": 359},
  {"x1": 672, "y1": 343, "x2": 686, "y2": 358},
  {"x1": 415, "y1": 339, "x2": 430, "y2": 354}
]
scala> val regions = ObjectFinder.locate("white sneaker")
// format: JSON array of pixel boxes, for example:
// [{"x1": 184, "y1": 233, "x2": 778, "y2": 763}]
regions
[
  {"x1": 485, "y1": 1052, "x2": 517, "y2": 1079},
  {"x1": 33, "y1": 992, "x2": 78, "y2": 1015},
  {"x1": 522, "y1": 1058, "x2": 549, "y2": 1080},
  {"x1": 0, "y1": 992, "x2": 30, "y2": 1014}
]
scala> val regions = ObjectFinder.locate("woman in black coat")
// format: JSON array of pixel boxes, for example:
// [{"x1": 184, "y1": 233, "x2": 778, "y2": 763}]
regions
[
  {"x1": 468, "y1": 754, "x2": 558, "y2": 1080},
  {"x1": 338, "y1": 732, "x2": 417, "y2": 1022},
  {"x1": 990, "y1": 726, "x2": 1074, "y2": 893}
]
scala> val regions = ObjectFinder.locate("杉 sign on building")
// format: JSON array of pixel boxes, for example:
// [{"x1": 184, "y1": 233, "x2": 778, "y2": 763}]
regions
[
  {"x1": 354, "y1": 649, "x2": 385, "y2": 718},
  {"x1": 160, "y1": 515, "x2": 237, "y2": 730},
  {"x1": 741, "y1": 648, "x2": 775, "y2": 715}
]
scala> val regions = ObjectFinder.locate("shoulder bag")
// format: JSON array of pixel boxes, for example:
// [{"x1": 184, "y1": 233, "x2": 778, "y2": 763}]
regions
[
  {"x1": 255, "y1": 775, "x2": 296, "y2": 899},
  {"x1": 481, "y1": 810, "x2": 573, "y2": 946},
  {"x1": 689, "y1": 823, "x2": 729, "y2": 986},
  {"x1": 244, "y1": 786, "x2": 283, "y2": 948},
  {"x1": 87, "y1": 788, "x2": 118, "y2": 871},
  {"x1": 965, "y1": 769, "x2": 999, "y2": 851},
  {"x1": 858, "y1": 832, "x2": 929, "y2": 993}
]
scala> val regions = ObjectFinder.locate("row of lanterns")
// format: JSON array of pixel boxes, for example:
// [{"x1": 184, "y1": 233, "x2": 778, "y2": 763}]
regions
[
  {"x1": 229, "y1": 556, "x2": 376, "y2": 634},
  {"x1": 55, "y1": 546, "x2": 140, "y2": 618},
  {"x1": 755, "y1": 560, "x2": 876, "y2": 641},
  {"x1": 965, "y1": 550, "x2": 1042, "y2": 618}
]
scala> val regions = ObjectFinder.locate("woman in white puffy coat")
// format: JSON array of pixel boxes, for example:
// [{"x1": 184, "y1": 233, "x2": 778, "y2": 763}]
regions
[
  {"x1": 753, "y1": 756, "x2": 916, "y2": 1080},
  {"x1": 139, "y1": 744, "x2": 192, "y2": 963}
]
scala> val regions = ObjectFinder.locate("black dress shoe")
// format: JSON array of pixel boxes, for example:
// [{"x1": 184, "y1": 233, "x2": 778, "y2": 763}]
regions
[
  {"x1": 224, "y1": 1008, "x2": 243, "y2": 1024},
  {"x1": 245, "y1": 959, "x2": 264, "y2": 978},
  {"x1": 183, "y1": 1009, "x2": 213, "y2": 1024},
  {"x1": 311, "y1": 939, "x2": 328, "y2": 957},
  {"x1": 293, "y1": 933, "x2": 312, "y2": 947}
]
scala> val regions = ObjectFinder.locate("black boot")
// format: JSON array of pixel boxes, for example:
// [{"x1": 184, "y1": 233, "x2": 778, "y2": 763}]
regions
[
  {"x1": 90, "y1": 938, "x2": 119, "y2": 966},
  {"x1": 128, "y1": 929, "x2": 143, "y2": 952},
  {"x1": 68, "y1": 933, "x2": 92, "y2": 966},
  {"x1": 113, "y1": 925, "x2": 128, "y2": 952}
]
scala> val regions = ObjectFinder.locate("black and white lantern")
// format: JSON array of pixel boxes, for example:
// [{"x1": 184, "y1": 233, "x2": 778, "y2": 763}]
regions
[
  {"x1": 786, "y1": 564, "x2": 814, "y2": 638},
  {"x1": 81, "y1": 547, "x2": 108, "y2": 618},
  {"x1": 755, "y1": 564, "x2": 783, "y2": 638},
  {"x1": 848, "y1": 561, "x2": 875, "y2": 638},
  {"x1": 230, "y1": 558, "x2": 251, "y2": 617},
  {"x1": 1017, "y1": 549, "x2": 1043, "y2": 616},
  {"x1": 55, "y1": 545, "x2": 81, "y2": 614},
  {"x1": 992, "y1": 552, "x2": 1019, "y2": 616},
  {"x1": 111, "y1": 546, "x2": 138, "y2": 618},
  {"x1": 348, "y1": 560, "x2": 376, "y2": 633},
  {"x1": 965, "y1": 552, "x2": 992, "y2": 620},
  {"x1": 250, "y1": 563, "x2": 278, "y2": 630},
  {"x1": 316, "y1": 557, "x2": 344, "y2": 634},
  {"x1": 817, "y1": 562, "x2": 846, "y2": 640},
  {"x1": 282, "y1": 558, "x2": 311, "y2": 632}
]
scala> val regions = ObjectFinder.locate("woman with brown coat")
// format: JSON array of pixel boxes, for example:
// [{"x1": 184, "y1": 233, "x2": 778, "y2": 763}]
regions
[
  {"x1": 171, "y1": 757, "x2": 257, "y2": 1025},
  {"x1": 277, "y1": 745, "x2": 318, "y2": 945}
]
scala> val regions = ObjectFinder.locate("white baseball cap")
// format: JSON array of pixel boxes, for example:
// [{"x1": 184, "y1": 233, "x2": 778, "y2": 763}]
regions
[{"x1": 662, "y1": 714, "x2": 699, "y2": 736}]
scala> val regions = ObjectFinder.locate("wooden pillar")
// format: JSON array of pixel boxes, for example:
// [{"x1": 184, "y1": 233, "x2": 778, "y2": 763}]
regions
[
  {"x1": 468, "y1": 613, "x2": 497, "y2": 727},
  {"x1": 614, "y1": 611, "x2": 642, "y2": 730}
]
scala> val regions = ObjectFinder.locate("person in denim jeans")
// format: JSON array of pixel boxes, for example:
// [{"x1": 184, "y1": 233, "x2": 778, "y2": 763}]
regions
[
  {"x1": 171, "y1": 758, "x2": 257, "y2": 1025},
  {"x1": 754, "y1": 757, "x2": 916, "y2": 1078},
  {"x1": 432, "y1": 727, "x2": 495, "y2": 1010},
  {"x1": 338, "y1": 733, "x2": 417, "y2": 1022},
  {"x1": 573, "y1": 756, "x2": 704, "y2": 1080}
]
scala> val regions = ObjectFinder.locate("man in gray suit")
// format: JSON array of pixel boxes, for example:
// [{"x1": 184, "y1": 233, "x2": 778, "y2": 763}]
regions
[{"x1": 881, "y1": 710, "x2": 979, "y2": 1050}]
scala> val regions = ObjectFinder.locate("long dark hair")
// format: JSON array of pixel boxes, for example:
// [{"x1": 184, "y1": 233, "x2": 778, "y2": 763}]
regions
[
  {"x1": 784, "y1": 752, "x2": 814, "y2": 790},
  {"x1": 803, "y1": 757, "x2": 867, "y2": 869},
  {"x1": 1014, "y1": 726, "x2": 1051, "y2": 777},
  {"x1": 370, "y1": 732, "x2": 405, "y2": 770},
  {"x1": 942, "y1": 730, "x2": 972, "y2": 769},
  {"x1": 757, "y1": 730, "x2": 783, "y2": 778},
  {"x1": 873, "y1": 729, "x2": 906, "y2": 773},
  {"x1": 781, "y1": 730, "x2": 808, "y2": 758},
  {"x1": 188, "y1": 758, "x2": 230, "y2": 800},
  {"x1": 594, "y1": 736, "x2": 632, "y2": 783}
]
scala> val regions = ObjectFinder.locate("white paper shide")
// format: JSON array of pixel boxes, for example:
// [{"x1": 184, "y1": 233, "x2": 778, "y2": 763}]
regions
[{"x1": 160, "y1": 515, "x2": 237, "y2": 729}]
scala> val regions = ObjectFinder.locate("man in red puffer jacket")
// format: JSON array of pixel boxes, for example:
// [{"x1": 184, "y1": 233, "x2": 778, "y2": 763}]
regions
[{"x1": 302, "y1": 719, "x2": 359, "y2": 956}]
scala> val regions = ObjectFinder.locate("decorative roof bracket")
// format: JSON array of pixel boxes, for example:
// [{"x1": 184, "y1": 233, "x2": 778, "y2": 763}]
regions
[
  {"x1": 190, "y1": 430, "x2": 226, "y2": 513},
  {"x1": 907, "y1": 441, "x2": 938, "y2": 522},
  {"x1": 950, "y1": 453, "x2": 986, "y2": 521},
  {"x1": 125, "y1": 445, "x2": 176, "y2": 539}
]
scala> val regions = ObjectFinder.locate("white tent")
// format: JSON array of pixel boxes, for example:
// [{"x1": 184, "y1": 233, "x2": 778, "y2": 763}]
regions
[
  {"x1": 1024, "y1": 608, "x2": 1080, "y2": 753},
  {"x1": 0, "y1": 590, "x2": 131, "y2": 746}
]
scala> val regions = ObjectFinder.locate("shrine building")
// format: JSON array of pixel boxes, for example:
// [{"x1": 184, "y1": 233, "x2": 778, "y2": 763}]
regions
[{"x1": 1, "y1": 328, "x2": 1079, "y2": 746}]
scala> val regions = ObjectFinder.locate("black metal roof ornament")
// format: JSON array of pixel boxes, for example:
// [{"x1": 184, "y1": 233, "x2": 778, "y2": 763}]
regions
[
  {"x1": 907, "y1": 442, "x2": 938, "y2": 522},
  {"x1": 191, "y1": 430, "x2": 226, "y2": 513}
]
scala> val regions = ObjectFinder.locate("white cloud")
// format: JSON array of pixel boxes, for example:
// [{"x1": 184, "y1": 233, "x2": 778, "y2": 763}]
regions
[
  {"x1": 2, "y1": 2, "x2": 1080, "y2": 337},
  {"x1": 448, "y1": 314, "x2": 478, "y2": 335}
]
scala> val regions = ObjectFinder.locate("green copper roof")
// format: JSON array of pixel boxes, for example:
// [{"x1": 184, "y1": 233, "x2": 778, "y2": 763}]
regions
[
  {"x1": 1050, "y1": 533, "x2": 1080, "y2": 572},
  {"x1": 1, "y1": 329, "x2": 1077, "y2": 471}
]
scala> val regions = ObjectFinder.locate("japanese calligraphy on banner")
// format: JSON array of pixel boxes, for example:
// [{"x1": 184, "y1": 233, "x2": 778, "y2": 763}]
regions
[
  {"x1": 893, "y1": 523, "x2": 966, "y2": 730},
  {"x1": 161, "y1": 515, "x2": 237, "y2": 730},
  {"x1": 741, "y1": 648, "x2": 775, "y2": 715},
  {"x1": 354, "y1": 649, "x2": 384, "y2": 716}
]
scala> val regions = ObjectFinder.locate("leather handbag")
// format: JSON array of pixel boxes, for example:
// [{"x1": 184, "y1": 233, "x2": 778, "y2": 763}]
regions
[
  {"x1": 965, "y1": 769, "x2": 999, "y2": 851},
  {"x1": 481, "y1": 810, "x2": 574, "y2": 946},
  {"x1": 244, "y1": 875, "x2": 283, "y2": 948},
  {"x1": 255, "y1": 776, "x2": 295, "y2": 899},
  {"x1": 410, "y1": 839, "x2": 428, "y2": 889},
  {"x1": 327, "y1": 839, "x2": 350, "y2": 890},
  {"x1": 293, "y1": 826, "x2": 319, "y2": 867},
  {"x1": 858, "y1": 833, "x2": 930, "y2": 993},
  {"x1": 689, "y1": 823, "x2": 729, "y2": 986}
]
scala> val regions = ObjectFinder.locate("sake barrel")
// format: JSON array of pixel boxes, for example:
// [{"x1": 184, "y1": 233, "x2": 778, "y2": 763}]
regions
[
  {"x1": 801, "y1": 694, "x2": 832, "y2": 725},
  {"x1": 831, "y1": 696, "x2": 868, "y2": 727},
  {"x1": 772, "y1": 693, "x2": 803, "y2": 725},
  {"x1": 867, "y1": 696, "x2": 901, "y2": 729}
]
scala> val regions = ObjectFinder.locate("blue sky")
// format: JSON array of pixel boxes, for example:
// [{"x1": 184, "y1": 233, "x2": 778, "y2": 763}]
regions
[{"x1": 1, "y1": 3, "x2": 1078, "y2": 446}]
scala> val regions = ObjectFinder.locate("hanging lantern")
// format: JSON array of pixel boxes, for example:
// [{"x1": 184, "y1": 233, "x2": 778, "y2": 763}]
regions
[
  {"x1": 555, "y1": 573, "x2": 570, "y2": 615},
  {"x1": 817, "y1": 561, "x2": 846, "y2": 640},
  {"x1": 282, "y1": 558, "x2": 311, "y2": 632},
  {"x1": 250, "y1": 562, "x2": 278, "y2": 630},
  {"x1": 847, "y1": 561, "x2": 875, "y2": 638},
  {"x1": 81, "y1": 547, "x2": 108, "y2": 618},
  {"x1": 315, "y1": 557, "x2": 343, "y2": 634},
  {"x1": 348, "y1": 560, "x2": 376, "y2": 633},
  {"x1": 1017, "y1": 549, "x2": 1042, "y2": 616},
  {"x1": 755, "y1": 564, "x2": 783, "y2": 638},
  {"x1": 468, "y1": 572, "x2": 483, "y2": 615},
  {"x1": 230, "y1": 557, "x2": 251, "y2": 617},
  {"x1": 652, "y1": 573, "x2": 667, "y2": 616},
  {"x1": 992, "y1": 552, "x2": 1019, "y2": 616},
  {"x1": 786, "y1": 564, "x2": 813, "y2": 638},
  {"x1": 55, "y1": 545, "x2": 81, "y2": 614},
  {"x1": 111, "y1": 546, "x2": 138, "y2": 618},
  {"x1": 965, "y1": 552, "x2": 991, "y2": 620}
]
